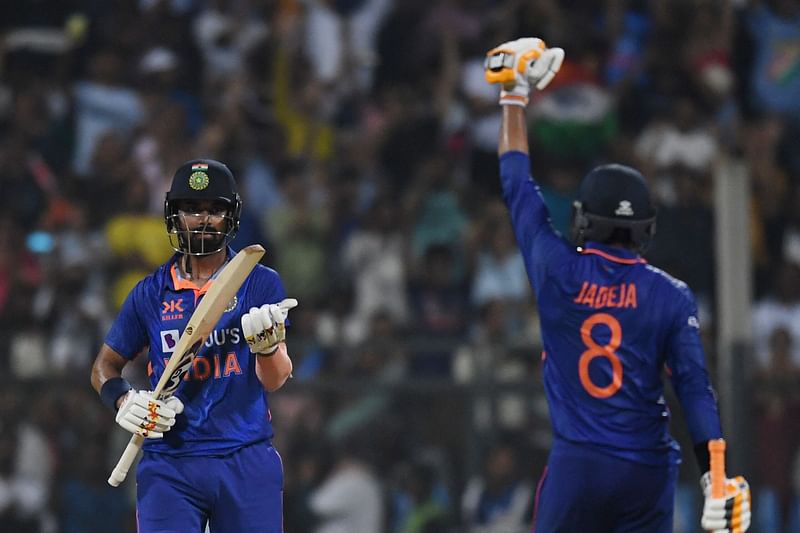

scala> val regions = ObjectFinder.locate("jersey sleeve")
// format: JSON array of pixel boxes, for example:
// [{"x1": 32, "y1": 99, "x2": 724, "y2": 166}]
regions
[
  {"x1": 104, "y1": 280, "x2": 150, "y2": 360},
  {"x1": 249, "y1": 266, "x2": 287, "y2": 304},
  {"x1": 500, "y1": 151, "x2": 573, "y2": 292},
  {"x1": 665, "y1": 288, "x2": 723, "y2": 445}
]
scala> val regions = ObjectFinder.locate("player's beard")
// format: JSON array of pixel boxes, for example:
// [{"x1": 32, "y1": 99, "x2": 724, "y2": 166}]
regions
[{"x1": 186, "y1": 226, "x2": 226, "y2": 254}]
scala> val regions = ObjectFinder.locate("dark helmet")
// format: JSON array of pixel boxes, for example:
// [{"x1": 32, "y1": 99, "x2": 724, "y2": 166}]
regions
[
  {"x1": 570, "y1": 164, "x2": 656, "y2": 251},
  {"x1": 164, "y1": 159, "x2": 242, "y2": 255}
]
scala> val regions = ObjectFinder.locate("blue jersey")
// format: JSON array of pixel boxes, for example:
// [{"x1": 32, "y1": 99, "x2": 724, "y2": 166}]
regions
[
  {"x1": 104, "y1": 248, "x2": 287, "y2": 457},
  {"x1": 501, "y1": 151, "x2": 722, "y2": 466}
]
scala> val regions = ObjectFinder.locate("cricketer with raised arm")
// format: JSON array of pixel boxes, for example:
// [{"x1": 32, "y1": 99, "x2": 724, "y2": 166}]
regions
[
  {"x1": 91, "y1": 159, "x2": 297, "y2": 532},
  {"x1": 484, "y1": 38, "x2": 751, "y2": 532}
]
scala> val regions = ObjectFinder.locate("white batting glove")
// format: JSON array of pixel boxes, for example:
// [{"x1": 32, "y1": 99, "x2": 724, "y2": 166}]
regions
[
  {"x1": 241, "y1": 298, "x2": 298, "y2": 355},
  {"x1": 700, "y1": 472, "x2": 752, "y2": 532},
  {"x1": 484, "y1": 37, "x2": 565, "y2": 106},
  {"x1": 115, "y1": 390, "x2": 184, "y2": 439}
]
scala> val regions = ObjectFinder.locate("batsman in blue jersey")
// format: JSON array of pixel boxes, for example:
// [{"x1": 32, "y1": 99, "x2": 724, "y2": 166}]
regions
[
  {"x1": 484, "y1": 38, "x2": 751, "y2": 532},
  {"x1": 91, "y1": 159, "x2": 297, "y2": 532}
]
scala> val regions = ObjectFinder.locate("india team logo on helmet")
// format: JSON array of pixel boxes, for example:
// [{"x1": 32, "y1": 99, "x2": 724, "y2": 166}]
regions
[{"x1": 189, "y1": 164, "x2": 210, "y2": 190}]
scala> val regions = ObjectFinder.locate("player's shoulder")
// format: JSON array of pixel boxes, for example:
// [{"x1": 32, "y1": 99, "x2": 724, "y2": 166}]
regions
[
  {"x1": 250, "y1": 263, "x2": 282, "y2": 281},
  {"x1": 136, "y1": 260, "x2": 173, "y2": 291},
  {"x1": 642, "y1": 263, "x2": 695, "y2": 304}
]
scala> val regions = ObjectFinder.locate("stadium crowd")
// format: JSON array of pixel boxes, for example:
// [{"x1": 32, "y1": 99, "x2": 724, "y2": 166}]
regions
[{"x1": 1, "y1": 0, "x2": 800, "y2": 531}]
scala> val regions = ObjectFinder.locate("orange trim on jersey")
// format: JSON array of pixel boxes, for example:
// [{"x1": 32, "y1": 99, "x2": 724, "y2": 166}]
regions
[
  {"x1": 541, "y1": 351, "x2": 547, "y2": 361},
  {"x1": 580, "y1": 247, "x2": 647, "y2": 265},
  {"x1": 169, "y1": 263, "x2": 212, "y2": 302}
]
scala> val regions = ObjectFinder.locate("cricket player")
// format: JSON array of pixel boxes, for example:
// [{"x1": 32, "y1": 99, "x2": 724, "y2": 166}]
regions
[
  {"x1": 483, "y1": 38, "x2": 751, "y2": 532},
  {"x1": 91, "y1": 159, "x2": 296, "y2": 532}
]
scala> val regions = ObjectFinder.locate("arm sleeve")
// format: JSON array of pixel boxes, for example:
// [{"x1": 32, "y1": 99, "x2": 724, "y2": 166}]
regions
[
  {"x1": 500, "y1": 151, "x2": 573, "y2": 293},
  {"x1": 665, "y1": 290, "x2": 723, "y2": 448},
  {"x1": 104, "y1": 281, "x2": 150, "y2": 360}
]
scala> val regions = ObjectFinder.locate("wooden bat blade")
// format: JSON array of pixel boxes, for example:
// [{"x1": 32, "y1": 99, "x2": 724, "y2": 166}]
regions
[
  {"x1": 108, "y1": 244, "x2": 264, "y2": 487},
  {"x1": 151, "y1": 244, "x2": 264, "y2": 400}
]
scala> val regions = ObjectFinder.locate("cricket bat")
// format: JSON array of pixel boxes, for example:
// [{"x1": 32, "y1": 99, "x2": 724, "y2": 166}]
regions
[
  {"x1": 107, "y1": 244, "x2": 265, "y2": 487},
  {"x1": 708, "y1": 438, "x2": 726, "y2": 499}
]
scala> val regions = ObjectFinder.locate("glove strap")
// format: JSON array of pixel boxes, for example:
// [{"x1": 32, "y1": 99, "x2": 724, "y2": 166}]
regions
[
  {"x1": 100, "y1": 377, "x2": 132, "y2": 412},
  {"x1": 256, "y1": 345, "x2": 279, "y2": 357},
  {"x1": 499, "y1": 92, "x2": 528, "y2": 107}
]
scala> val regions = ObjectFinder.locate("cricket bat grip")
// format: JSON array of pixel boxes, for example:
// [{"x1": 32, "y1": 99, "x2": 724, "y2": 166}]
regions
[
  {"x1": 708, "y1": 438, "x2": 726, "y2": 499},
  {"x1": 108, "y1": 434, "x2": 145, "y2": 486}
]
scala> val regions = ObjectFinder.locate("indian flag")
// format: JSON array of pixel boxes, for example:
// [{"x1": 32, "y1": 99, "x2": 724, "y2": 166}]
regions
[{"x1": 192, "y1": 163, "x2": 209, "y2": 171}]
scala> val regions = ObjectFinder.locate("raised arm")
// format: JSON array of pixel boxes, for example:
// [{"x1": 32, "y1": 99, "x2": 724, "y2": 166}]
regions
[
  {"x1": 484, "y1": 38, "x2": 569, "y2": 291},
  {"x1": 499, "y1": 105, "x2": 529, "y2": 156}
]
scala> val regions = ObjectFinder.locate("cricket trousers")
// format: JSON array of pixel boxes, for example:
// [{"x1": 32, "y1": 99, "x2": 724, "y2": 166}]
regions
[
  {"x1": 533, "y1": 440, "x2": 678, "y2": 533},
  {"x1": 136, "y1": 440, "x2": 283, "y2": 533}
]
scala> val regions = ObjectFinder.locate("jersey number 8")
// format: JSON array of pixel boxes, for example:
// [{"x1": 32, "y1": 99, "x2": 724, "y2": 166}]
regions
[{"x1": 579, "y1": 313, "x2": 623, "y2": 398}]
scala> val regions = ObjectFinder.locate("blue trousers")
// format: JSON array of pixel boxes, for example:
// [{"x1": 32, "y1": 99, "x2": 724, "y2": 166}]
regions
[
  {"x1": 136, "y1": 440, "x2": 283, "y2": 533},
  {"x1": 533, "y1": 442, "x2": 678, "y2": 533}
]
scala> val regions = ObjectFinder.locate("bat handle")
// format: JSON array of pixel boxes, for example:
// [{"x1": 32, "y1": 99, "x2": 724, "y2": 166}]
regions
[
  {"x1": 708, "y1": 438, "x2": 726, "y2": 499},
  {"x1": 108, "y1": 434, "x2": 145, "y2": 487}
]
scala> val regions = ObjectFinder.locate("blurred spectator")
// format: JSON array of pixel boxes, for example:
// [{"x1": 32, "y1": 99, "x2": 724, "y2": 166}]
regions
[
  {"x1": 192, "y1": 0, "x2": 270, "y2": 86},
  {"x1": 38, "y1": 199, "x2": 109, "y2": 372},
  {"x1": 0, "y1": 385, "x2": 53, "y2": 532},
  {"x1": 59, "y1": 437, "x2": 129, "y2": 533},
  {"x1": 392, "y1": 460, "x2": 450, "y2": 533},
  {"x1": 745, "y1": 115, "x2": 791, "y2": 290},
  {"x1": 752, "y1": 326, "x2": 800, "y2": 532},
  {"x1": 341, "y1": 196, "x2": 409, "y2": 342},
  {"x1": 634, "y1": 95, "x2": 718, "y2": 206},
  {"x1": 752, "y1": 262, "x2": 800, "y2": 369},
  {"x1": 461, "y1": 439, "x2": 534, "y2": 533},
  {"x1": 264, "y1": 160, "x2": 330, "y2": 301},
  {"x1": 745, "y1": 0, "x2": 800, "y2": 122},
  {"x1": 453, "y1": 300, "x2": 538, "y2": 433},
  {"x1": 284, "y1": 441, "x2": 329, "y2": 533},
  {"x1": 326, "y1": 311, "x2": 408, "y2": 441},
  {"x1": 104, "y1": 174, "x2": 173, "y2": 311},
  {"x1": 308, "y1": 440, "x2": 384, "y2": 533},
  {"x1": 304, "y1": 0, "x2": 391, "y2": 93},
  {"x1": 468, "y1": 202, "x2": 530, "y2": 310},
  {"x1": 406, "y1": 154, "x2": 468, "y2": 264},
  {"x1": 407, "y1": 244, "x2": 468, "y2": 377},
  {"x1": 0, "y1": 134, "x2": 50, "y2": 230},
  {"x1": 71, "y1": 49, "x2": 144, "y2": 176},
  {"x1": 645, "y1": 166, "x2": 716, "y2": 302}
]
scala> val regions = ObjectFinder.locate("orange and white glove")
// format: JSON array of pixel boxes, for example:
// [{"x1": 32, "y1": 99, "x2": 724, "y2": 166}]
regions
[
  {"x1": 115, "y1": 390, "x2": 184, "y2": 439},
  {"x1": 241, "y1": 298, "x2": 298, "y2": 355},
  {"x1": 700, "y1": 472, "x2": 752, "y2": 532},
  {"x1": 484, "y1": 37, "x2": 564, "y2": 106}
]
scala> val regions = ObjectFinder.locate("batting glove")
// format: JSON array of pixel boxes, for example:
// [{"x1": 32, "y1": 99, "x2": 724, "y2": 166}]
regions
[
  {"x1": 115, "y1": 390, "x2": 184, "y2": 439},
  {"x1": 241, "y1": 298, "x2": 298, "y2": 355},
  {"x1": 484, "y1": 37, "x2": 564, "y2": 106},
  {"x1": 700, "y1": 472, "x2": 752, "y2": 532}
]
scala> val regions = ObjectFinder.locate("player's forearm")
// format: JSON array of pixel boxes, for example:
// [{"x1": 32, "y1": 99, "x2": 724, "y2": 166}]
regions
[
  {"x1": 499, "y1": 105, "x2": 529, "y2": 155},
  {"x1": 91, "y1": 344, "x2": 133, "y2": 411},
  {"x1": 90, "y1": 345, "x2": 127, "y2": 394},
  {"x1": 255, "y1": 343, "x2": 293, "y2": 392}
]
